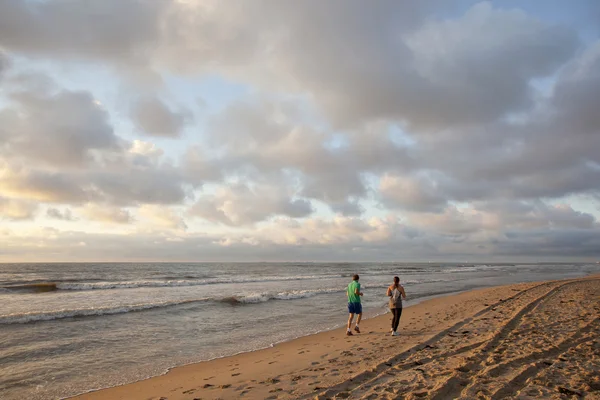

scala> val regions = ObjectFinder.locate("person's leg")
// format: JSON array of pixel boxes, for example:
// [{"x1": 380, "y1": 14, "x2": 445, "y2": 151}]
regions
[
  {"x1": 393, "y1": 308, "x2": 403, "y2": 331},
  {"x1": 347, "y1": 313, "x2": 355, "y2": 331},
  {"x1": 391, "y1": 309, "x2": 399, "y2": 332},
  {"x1": 354, "y1": 312, "x2": 362, "y2": 333}
]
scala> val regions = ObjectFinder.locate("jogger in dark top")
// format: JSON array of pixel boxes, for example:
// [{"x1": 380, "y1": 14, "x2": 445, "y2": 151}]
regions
[{"x1": 387, "y1": 276, "x2": 406, "y2": 336}]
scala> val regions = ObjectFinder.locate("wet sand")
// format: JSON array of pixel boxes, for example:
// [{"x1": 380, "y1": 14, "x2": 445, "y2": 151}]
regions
[{"x1": 73, "y1": 274, "x2": 600, "y2": 400}]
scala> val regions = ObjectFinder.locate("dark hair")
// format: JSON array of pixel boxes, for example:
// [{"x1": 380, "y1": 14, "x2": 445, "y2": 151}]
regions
[
  {"x1": 393, "y1": 276, "x2": 400, "y2": 284},
  {"x1": 353, "y1": 274, "x2": 359, "y2": 281}
]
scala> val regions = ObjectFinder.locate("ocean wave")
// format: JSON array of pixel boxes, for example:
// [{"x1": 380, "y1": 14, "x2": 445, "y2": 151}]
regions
[
  {"x1": 0, "y1": 288, "x2": 348, "y2": 324},
  {"x1": 220, "y1": 288, "x2": 343, "y2": 305},
  {"x1": 0, "y1": 298, "x2": 211, "y2": 325},
  {"x1": 1, "y1": 274, "x2": 345, "y2": 293}
]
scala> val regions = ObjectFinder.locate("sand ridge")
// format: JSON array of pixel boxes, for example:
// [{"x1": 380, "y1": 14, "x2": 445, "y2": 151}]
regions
[{"x1": 73, "y1": 275, "x2": 600, "y2": 400}]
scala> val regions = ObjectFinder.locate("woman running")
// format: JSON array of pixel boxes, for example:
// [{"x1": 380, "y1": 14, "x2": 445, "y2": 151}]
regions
[{"x1": 387, "y1": 276, "x2": 406, "y2": 336}]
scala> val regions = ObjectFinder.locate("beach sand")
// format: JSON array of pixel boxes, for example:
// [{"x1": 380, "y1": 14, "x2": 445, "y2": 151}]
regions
[{"x1": 73, "y1": 275, "x2": 600, "y2": 400}]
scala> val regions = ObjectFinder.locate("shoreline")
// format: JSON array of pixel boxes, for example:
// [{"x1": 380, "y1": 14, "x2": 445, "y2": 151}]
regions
[
  {"x1": 68, "y1": 287, "x2": 473, "y2": 399},
  {"x1": 72, "y1": 273, "x2": 600, "y2": 400}
]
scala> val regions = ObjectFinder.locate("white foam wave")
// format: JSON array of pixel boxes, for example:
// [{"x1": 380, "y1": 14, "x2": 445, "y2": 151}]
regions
[
  {"x1": 236, "y1": 288, "x2": 343, "y2": 304},
  {"x1": 0, "y1": 298, "x2": 210, "y2": 325},
  {"x1": 54, "y1": 274, "x2": 342, "y2": 291}
]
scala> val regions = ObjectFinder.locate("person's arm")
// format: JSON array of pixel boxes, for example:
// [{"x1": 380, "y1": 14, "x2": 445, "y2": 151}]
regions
[
  {"x1": 400, "y1": 286, "x2": 407, "y2": 299},
  {"x1": 355, "y1": 283, "x2": 363, "y2": 296},
  {"x1": 386, "y1": 285, "x2": 392, "y2": 297}
]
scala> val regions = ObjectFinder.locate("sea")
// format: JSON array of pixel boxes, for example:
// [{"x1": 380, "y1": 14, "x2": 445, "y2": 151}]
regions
[{"x1": 1, "y1": 262, "x2": 599, "y2": 400}]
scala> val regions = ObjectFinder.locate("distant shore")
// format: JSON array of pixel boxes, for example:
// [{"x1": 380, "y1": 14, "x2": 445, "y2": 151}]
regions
[{"x1": 72, "y1": 274, "x2": 600, "y2": 400}]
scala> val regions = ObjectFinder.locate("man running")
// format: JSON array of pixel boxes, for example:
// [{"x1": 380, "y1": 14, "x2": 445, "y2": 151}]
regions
[{"x1": 346, "y1": 274, "x2": 363, "y2": 336}]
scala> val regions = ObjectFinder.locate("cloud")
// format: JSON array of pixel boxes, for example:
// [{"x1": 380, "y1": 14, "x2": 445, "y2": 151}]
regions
[
  {"x1": 0, "y1": 197, "x2": 37, "y2": 220},
  {"x1": 404, "y1": 201, "x2": 598, "y2": 237},
  {"x1": 0, "y1": 1, "x2": 598, "y2": 261},
  {"x1": 131, "y1": 97, "x2": 189, "y2": 137},
  {"x1": 402, "y1": 1, "x2": 578, "y2": 129},
  {"x1": 0, "y1": 164, "x2": 89, "y2": 203},
  {"x1": 199, "y1": 99, "x2": 411, "y2": 215},
  {"x1": 81, "y1": 204, "x2": 134, "y2": 224},
  {"x1": 46, "y1": 207, "x2": 76, "y2": 221},
  {"x1": 0, "y1": 51, "x2": 9, "y2": 77},
  {"x1": 151, "y1": 1, "x2": 577, "y2": 130},
  {"x1": 0, "y1": 88, "x2": 121, "y2": 168},
  {"x1": 189, "y1": 182, "x2": 313, "y2": 226},
  {"x1": 0, "y1": 0, "x2": 164, "y2": 64},
  {"x1": 379, "y1": 174, "x2": 448, "y2": 212},
  {"x1": 138, "y1": 205, "x2": 187, "y2": 230}
]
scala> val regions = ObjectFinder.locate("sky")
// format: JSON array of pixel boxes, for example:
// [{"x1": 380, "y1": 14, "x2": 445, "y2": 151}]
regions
[{"x1": 0, "y1": 0, "x2": 599, "y2": 262}]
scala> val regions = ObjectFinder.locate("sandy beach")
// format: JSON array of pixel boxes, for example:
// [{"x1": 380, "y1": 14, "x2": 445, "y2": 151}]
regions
[{"x1": 73, "y1": 275, "x2": 600, "y2": 400}]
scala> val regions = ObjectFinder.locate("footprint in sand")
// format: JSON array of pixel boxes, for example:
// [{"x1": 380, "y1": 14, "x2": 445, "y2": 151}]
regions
[{"x1": 231, "y1": 373, "x2": 241, "y2": 377}]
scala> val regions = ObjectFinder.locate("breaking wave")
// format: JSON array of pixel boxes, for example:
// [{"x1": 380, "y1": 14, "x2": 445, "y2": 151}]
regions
[
  {"x1": 0, "y1": 274, "x2": 345, "y2": 293},
  {"x1": 1, "y1": 287, "x2": 350, "y2": 324}
]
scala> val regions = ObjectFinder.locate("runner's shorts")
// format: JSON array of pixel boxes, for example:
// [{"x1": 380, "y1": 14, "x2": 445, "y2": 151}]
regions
[{"x1": 348, "y1": 302, "x2": 362, "y2": 314}]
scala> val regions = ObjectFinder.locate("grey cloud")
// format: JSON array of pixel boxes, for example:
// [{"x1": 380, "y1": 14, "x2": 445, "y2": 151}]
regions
[
  {"x1": 480, "y1": 201, "x2": 598, "y2": 230},
  {"x1": 551, "y1": 41, "x2": 600, "y2": 135},
  {"x1": 181, "y1": 147, "x2": 224, "y2": 186},
  {"x1": 155, "y1": 1, "x2": 577, "y2": 129},
  {"x1": 399, "y1": 41, "x2": 600, "y2": 207},
  {"x1": 0, "y1": 1, "x2": 584, "y2": 132},
  {"x1": 131, "y1": 97, "x2": 189, "y2": 137},
  {"x1": 0, "y1": 88, "x2": 121, "y2": 168},
  {"x1": 202, "y1": 100, "x2": 411, "y2": 215},
  {"x1": 0, "y1": 51, "x2": 9, "y2": 77},
  {"x1": 0, "y1": 0, "x2": 164, "y2": 63},
  {"x1": 89, "y1": 164, "x2": 188, "y2": 206},
  {"x1": 401, "y1": 2, "x2": 578, "y2": 129},
  {"x1": 189, "y1": 183, "x2": 313, "y2": 226},
  {"x1": 330, "y1": 200, "x2": 364, "y2": 217},
  {"x1": 405, "y1": 201, "x2": 598, "y2": 239},
  {"x1": 379, "y1": 174, "x2": 448, "y2": 212},
  {"x1": 0, "y1": 1, "x2": 599, "y2": 261},
  {"x1": 2, "y1": 217, "x2": 599, "y2": 262},
  {"x1": 0, "y1": 145, "x2": 191, "y2": 207},
  {"x1": 46, "y1": 207, "x2": 75, "y2": 221},
  {"x1": 495, "y1": 229, "x2": 600, "y2": 258},
  {"x1": 0, "y1": 166, "x2": 89, "y2": 203}
]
